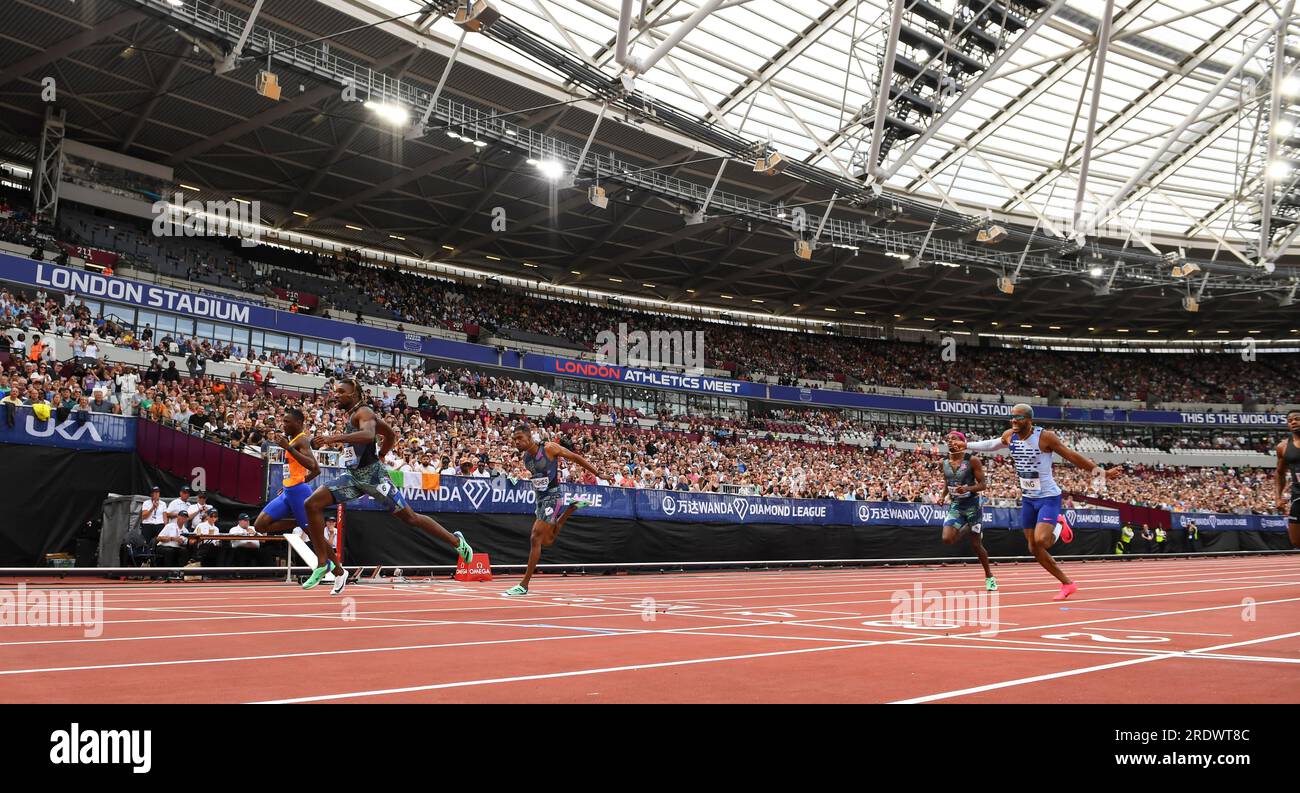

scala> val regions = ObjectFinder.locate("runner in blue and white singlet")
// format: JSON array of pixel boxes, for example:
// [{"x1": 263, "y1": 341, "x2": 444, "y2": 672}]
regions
[
  {"x1": 963, "y1": 403, "x2": 1122, "y2": 601},
  {"x1": 1008, "y1": 423, "x2": 1062, "y2": 529}
]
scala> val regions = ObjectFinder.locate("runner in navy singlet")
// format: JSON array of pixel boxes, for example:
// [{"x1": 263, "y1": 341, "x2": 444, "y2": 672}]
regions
[
  {"x1": 503, "y1": 422, "x2": 603, "y2": 596},
  {"x1": 305, "y1": 378, "x2": 473, "y2": 593},
  {"x1": 1276, "y1": 409, "x2": 1300, "y2": 548}
]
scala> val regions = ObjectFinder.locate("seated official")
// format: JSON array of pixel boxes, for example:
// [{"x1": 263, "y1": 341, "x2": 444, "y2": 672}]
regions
[{"x1": 154, "y1": 517, "x2": 190, "y2": 567}]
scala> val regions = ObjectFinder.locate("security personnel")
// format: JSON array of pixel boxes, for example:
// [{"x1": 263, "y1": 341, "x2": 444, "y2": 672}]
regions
[{"x1": 1116, "y1": 523, "x2": 1135, "y2": 555}]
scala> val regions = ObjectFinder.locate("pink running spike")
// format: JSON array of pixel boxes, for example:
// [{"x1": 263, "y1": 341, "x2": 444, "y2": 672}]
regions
[
  {"x1": 1053, "y1": 582, "x2": 1078, "y2": 601},
  {"x1": 1058, "y1": 513, "x2": 1074, "y2": 543}
]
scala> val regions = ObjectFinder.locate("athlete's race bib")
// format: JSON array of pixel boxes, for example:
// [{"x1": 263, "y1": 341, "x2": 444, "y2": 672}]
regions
[
  {"x1": 339, "y1": 446, "x2": 358, "y2": 468},
  {"x1": 947, "y1": 485, "x2": 966, "y2": 497},
  {"x1": 1018, "y1": 476, "x2": 1041, "y2": 494},
  {"x1": 531, "y1": 476, "x2": 551, "y2": 491}
]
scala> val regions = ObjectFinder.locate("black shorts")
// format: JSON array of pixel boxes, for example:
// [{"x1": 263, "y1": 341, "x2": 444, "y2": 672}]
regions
[{"x1": 1290, "y1": 496, "x2": 1300, "y2": 523}]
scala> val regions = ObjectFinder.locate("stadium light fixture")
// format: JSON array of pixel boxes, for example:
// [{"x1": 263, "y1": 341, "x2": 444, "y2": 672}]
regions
[
  {"x1": 455, "y1": 0, "x2": 502, "y2": 32},
  {"x1": 1282, "y1": 75, "x2": 1300, "y2": 97},
  {"x1": 976, "y1": 224, "x2": 1007, "y2": 243},
  {"x1": 1276, "y1": 118, "x2": 1297, "y2": 138},
  {"x1": 292, "y1": 211, "x2": 309, "y2": 219},
  {"x1": 1267, "y1": 159, "x2": 1293, "y2": 179},
  {"x1": 534, "y1": 160, "x2": 564, "y2": 180},
  {"x1": 754, "y1": 152, "x2": 788, "y2": 176},
  {"x1": 1089, "y1": 265, "x2": 1104, "y2": 277},
  {"x1": 364, "y1": 101, "x2": 409, "y2": 126}
]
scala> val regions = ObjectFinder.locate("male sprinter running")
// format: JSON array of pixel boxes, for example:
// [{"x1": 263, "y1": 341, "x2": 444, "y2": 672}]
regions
[
  {"x1": 306, "y1": 378, "x2": 473, "y2": 594},
  {"x1": 254, "y1": 406, "x2": 319, "y2": 537},
  {"x1": 941, "y1": 431, "x2": 996, "y2": 591},
  {"x1": 1276, "y1": 408, "x2": 1300, "y2": 548},
  {"x1": 503, "y1": 423, "x2": 601, "y2": 596},
  {"x1": 963, "y1": 404, "x2": 1121, "y2": 600}
]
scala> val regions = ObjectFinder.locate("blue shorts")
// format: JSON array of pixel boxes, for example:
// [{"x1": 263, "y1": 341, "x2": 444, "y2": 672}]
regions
[
  {"x1": 1020, "y1": 495, "x2": 1062, "y2": 529},
  {"x1": 264, "y1": 482, "x2": 313, "y2": 528}
]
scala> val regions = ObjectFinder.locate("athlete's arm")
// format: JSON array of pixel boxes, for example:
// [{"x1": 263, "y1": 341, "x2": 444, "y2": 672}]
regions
[
  {"x1": 1277, "y1": 442, "x2": 1290, "y2": 510},
  {"x1": 288, "y1": 435, "x2": 320, "y2": 482},
  {"x1": 1041, "y1": 430, "x2": 1121, "y2": 479},
  {"x1": 957, "y1": 456, "x2": 988, "y2": 496},
  {"x1": 547, "y1": 442, "x2": 601, "y2": 479},
  {"x1": 964, "y1": 430, "x2": 1011, "y2": 453},
  {"x1": 373, "y1": 415, "x2": 397, "y2": 458}
]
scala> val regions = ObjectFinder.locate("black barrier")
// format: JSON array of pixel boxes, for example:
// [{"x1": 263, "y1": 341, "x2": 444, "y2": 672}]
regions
[{"x1": 340, "y1": 510, "x2": 1120, "y2": 567}]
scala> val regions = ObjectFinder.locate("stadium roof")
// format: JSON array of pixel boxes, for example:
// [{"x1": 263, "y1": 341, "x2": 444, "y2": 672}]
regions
[
  {"x1": 0, "y1": 0, "x2": 1298, "y2": 339},
  {"x1": 371, "y1": 0, "x2": 1284, "y2": 241}
]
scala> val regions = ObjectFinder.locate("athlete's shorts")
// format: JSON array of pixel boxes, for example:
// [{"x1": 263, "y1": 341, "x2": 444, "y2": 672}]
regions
[
  {"x1": 535, "y1": 488, "x2": 564, "y2": 524},
  {"x1": 328, "y1": 461, "x2": 408, "y2": 512},
  {"x1": 263, "y1": 482, "x2": 313, "y2": 528},
  {"x1": 1020, "y1": 494, "x2": 1062, "y2": 530},
  {"x1": 1290, "y1": 495, "x2": 1300, "y2": 523},
  {"x1": 943, "y1": 501, "x2": 982, "y2": 534}
]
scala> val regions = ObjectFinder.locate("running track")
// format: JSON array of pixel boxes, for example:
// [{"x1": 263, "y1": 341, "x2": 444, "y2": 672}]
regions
[{"x1": 1, "y1": 555, "x2": 1298, "y2": 703}]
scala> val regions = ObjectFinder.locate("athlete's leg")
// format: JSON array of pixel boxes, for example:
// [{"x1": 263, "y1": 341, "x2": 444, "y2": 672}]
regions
[
  {"x1": 255, "y1": 491, "x2": 299, "y2": 535},
  {"x1": 1288, "y1": 520, "x2": 1300, "y2": 549},
  {"x1": 969, "y1": 530, "x2": 993, "y2": 580},
  {"x1": 252, "y1": 512, "x2": 298, "y2": 534},
  {"x1": 517, "y1": 519, "x2": 549, "y2": 592},
  {"x1": 303, "y1": 485, "x2": 341, "y2": 569},
  {"x1": 392, "y1": 505, "x2": 461, "y2": 547},
  {"x1": 1027, "y1": 522, "x2": 1071, "y2": 585},
  {"x1": 544, "y1": 504, "x2": 578, "y2": 546}
]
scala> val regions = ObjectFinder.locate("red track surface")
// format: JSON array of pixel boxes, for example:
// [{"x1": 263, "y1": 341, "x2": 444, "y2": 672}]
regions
[{"x1": 1, "y1": 555, "x2": 1298, "y2": 703}]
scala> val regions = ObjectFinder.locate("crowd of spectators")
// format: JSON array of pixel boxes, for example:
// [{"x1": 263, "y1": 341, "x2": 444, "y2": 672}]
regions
[{"x1": 24, "y1": 209, "x2": 1300, "y2": 406}]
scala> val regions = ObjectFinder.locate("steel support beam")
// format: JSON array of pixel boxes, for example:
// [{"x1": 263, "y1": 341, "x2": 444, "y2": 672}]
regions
[
  {"x1": 167, "y1": 44, "x2": 420, "y2": 165},
  {"x1": 1072, "y1": 0, "x2": 1115, "y2": 235},
  {"x1": 0, "y1": 9, "x2": 146, "y2": 87},
  {"x1": 1259, "y1": 0, "x2": 1295, "y2": 254},
  {"x1": 1005, "y1": 4, "x2": 1267, "y2": 215},
  {"x1": 880, "y1": 0, "x2": 1072, "y2": 181},
  {"x1": 904, "y1": 0, "x2": 1161, "y2": 194},
  {"x1": 1095, "y1": 16, "x2": 1279, "y2": 226},
  {"x1": 866, "y1": 0, "x2": 905, "y2": 180}
]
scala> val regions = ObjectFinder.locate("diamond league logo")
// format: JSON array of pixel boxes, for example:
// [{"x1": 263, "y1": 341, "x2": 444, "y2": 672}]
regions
[
  {"x1": 917, "y1": 504, "x2": 934, "y2": 522},
  {"x1": 732, "y1": 498, "x2": 749, "y2": 521},
  {"x1": 661, "y1": 495, "x2": 677, "y2": 516},
  {"x1": 462, "y1": 479, "x2": 491, "y2": 511},
  {"x1": 1066, "y1": 509, "x2": 1078, "y2": 525}
]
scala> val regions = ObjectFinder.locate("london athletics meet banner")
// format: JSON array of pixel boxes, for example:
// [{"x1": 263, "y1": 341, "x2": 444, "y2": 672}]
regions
[
  {"x1": 270, "y1": 466, "x2": 1286, "y2": 531},
  {"x1": 4, "y1": 253, "x2": 1288, "y2": 427}
]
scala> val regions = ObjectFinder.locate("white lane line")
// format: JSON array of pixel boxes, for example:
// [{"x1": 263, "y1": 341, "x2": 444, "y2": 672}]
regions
[
  {"x1": 889, "y1": 629, "x2": 1300, "y2": 703},
  {"x1": 246, "y1": 596, "x2": 1300, "y2": 703}
]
